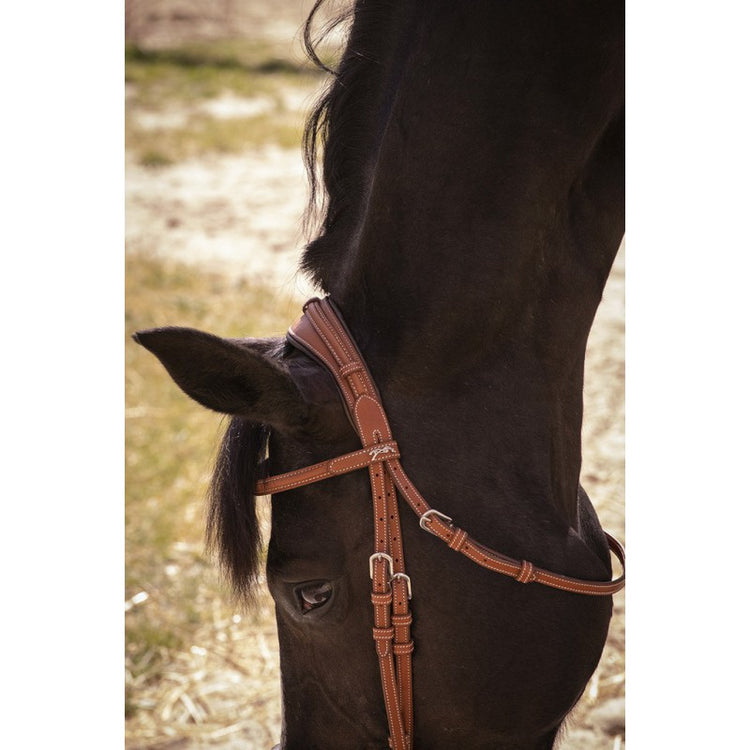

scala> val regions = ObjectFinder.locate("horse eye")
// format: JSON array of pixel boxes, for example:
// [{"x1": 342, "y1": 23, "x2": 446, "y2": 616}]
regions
[{"x1": 295, "y1": 580, "x2": 333, "y2": 613}]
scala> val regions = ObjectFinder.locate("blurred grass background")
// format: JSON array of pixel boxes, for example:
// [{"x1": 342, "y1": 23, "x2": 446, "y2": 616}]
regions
[
  {"x1": 125, "y1": 2, "x2": 333, "y2": 745},
  {"x1": 125, "y1": 40, "x2": 324, "y2": 164},
  {"x1": 125, "y1": 256, "x2": 302, "y2": 745}
]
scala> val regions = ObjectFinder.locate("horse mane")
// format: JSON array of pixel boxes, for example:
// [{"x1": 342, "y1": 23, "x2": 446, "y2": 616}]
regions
[
  {"x1": 301, "y1": 0, "x2": 356, "y2": 235},
  {"x1": 207, "y1": 417, "x2": 269, "y2": 603},
  {"x1": 301, "y1": 0, "x2": 415, "y2": 291}
]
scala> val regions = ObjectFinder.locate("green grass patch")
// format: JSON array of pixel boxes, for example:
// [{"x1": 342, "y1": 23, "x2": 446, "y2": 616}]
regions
[
  {"x1": 138, "y1": 149, "x2": 174, "y2": 168},
  {"x1": 128, "y1": 112, "x2": 305, "y2": 164},
  {"x1": 125, "y1": 40, "x2": 323, "y2": 105},
  {"x1": 126, "y1": 40, "x2": 315, "y2": 76},
  {"x1": 125, "y1": 39, "x2": 329, "y2": 160}
]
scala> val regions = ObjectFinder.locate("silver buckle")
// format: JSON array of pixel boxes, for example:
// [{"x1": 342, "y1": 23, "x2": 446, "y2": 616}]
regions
[
  {"x1": 419, "y1": 509, "x2": 453, "y2": 536},
  {"x1": 369, "y1": 552, "x2": 394, "y2": 579},
  {"x1": 391, "y1": 572, "x2": 412, "y2": 599}
]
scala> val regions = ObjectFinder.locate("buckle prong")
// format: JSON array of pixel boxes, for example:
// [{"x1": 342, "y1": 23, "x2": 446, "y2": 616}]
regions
[
  {"x1": 419, "y1": 509, "x2": 453, "y2": 536},
  {"x1": 391, "y1": 572, "x2": 412, "y2": 599},
  {"x1": 369, "y1": 552, "x2": 394, "y2": 579}
]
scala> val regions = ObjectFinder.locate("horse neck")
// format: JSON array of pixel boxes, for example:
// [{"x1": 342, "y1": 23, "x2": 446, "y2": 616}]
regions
[{"x1": 303, "y1": 0, "x2": 624, "y2": 527}]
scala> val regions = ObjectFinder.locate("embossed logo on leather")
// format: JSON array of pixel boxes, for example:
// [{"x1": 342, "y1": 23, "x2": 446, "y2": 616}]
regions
[{"x1": 368, "y1": 445, "x2": 396, "y2": 460}]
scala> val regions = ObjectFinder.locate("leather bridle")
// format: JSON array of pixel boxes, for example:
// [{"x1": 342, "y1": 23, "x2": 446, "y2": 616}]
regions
[{"x1": 253, "y1": 297, "x2": 625, "y2": 750}]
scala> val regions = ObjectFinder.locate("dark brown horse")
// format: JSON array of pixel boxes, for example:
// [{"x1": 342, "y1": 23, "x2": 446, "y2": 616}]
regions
[{"x1": 135, "y1": 1, "x2": 625, "y2": 747}]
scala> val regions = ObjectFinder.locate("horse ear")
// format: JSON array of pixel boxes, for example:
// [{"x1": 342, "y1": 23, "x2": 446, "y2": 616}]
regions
[{"x1": 133, "y1": 327, "x2": 310, "y2": 433}]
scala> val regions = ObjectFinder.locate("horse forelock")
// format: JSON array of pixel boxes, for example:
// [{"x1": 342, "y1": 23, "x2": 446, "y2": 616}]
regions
[{"x1": 207, "y1": 417, "x2": 269, "y2": 604}]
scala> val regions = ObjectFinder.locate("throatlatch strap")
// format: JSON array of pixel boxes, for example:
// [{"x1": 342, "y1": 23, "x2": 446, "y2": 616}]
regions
[{"x1": 254, "y1": 296, "x2": 626, "y2": 750}]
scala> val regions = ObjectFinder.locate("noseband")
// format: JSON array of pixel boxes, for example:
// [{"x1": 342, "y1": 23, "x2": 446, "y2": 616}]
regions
[{"x1": 254, "y1": 297, "x2": 625, "y2": 750}]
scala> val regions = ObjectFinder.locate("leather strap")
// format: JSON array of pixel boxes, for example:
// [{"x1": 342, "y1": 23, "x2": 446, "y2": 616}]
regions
[
  {"x1": 254, "y1": 296, "x2": 625, "y2": 749},
  {"x1": 255, "y1": 438, "x2": 625, "y2": 595},
  {"x1": 255, "y1": 442, "x2": 400, "y2": 495}
]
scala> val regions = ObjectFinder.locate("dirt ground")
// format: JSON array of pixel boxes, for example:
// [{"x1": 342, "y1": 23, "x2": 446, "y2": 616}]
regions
[
  {"x1": 125, "y1": 3, "x2": 625, "y2": 748},
  {"x1": 126, "y1": 147, "x2": 316, "y2": 300}
]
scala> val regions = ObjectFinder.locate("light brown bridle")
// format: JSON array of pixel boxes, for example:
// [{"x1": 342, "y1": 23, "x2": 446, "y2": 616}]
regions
[{"x1": 254, "y1": 297, "x2": 625, "y2": 750}]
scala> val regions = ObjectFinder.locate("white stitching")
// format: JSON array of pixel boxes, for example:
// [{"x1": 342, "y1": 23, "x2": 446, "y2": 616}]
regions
[
  {"x1": 386, "y1": 460, "x2": 429, "y2": 515},
  {"x1": 354, "y1": 394, "x2": 393, "y2": 443},
  {"x1": 380, "y1": 653, "x2": 405, "y2": 748},
  {"x1": 257, "y1": 443, "x2": 402, "y2": 495},
  {"x1": 307, "y1": 306, "x2": 346, "y2": 367},
  {"x1": 448, "y1": 528, "x2": 468, "y2": 551},
  {"x1": 256, "y1": 453, "x2": 366, "y2": 494},
  {"x1": 320, "y1": 301, "x2": 357, "y2": 362}
]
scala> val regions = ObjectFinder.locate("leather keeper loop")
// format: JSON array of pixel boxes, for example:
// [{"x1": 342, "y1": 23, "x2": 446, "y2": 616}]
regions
[
  {"x1": 373, "y1": 627, "x2": 395, "y2": 656},
  {"x1": 393, "y1": 641, "x2": 414, "y2": 656},
  {"x1": 516, "y1": 559, "x2": 535, "y2": 584},
  {"x1": 371, "y1": 591, "x2": 394, "y2": 606},
  {"x1": 448, "y1": 527, "x2": 469, "y2": 551},
  {"x1": 339, "y1": 362, "x2": 364, "y2": 377},
  {"x1": 391, "y1": 613, "x2": 412, "y2": 627}
]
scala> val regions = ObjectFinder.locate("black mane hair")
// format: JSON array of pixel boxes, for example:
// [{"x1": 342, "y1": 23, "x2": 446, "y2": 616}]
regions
[
  {"x1": 301, "y1": 0, "x2": 416, "y2": 291},
  {"x1": 207, "y1": 417, "x2": 269, "y2": 602},
  {"x1": 301, "y1": 0, "x2": 355, "y2": 233}
]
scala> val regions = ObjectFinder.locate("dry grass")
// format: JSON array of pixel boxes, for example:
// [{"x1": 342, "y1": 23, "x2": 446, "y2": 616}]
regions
[
  {"x1": 126, "y1": 254, "x2": 306, "y2": 747},
  {"x1": 123, "y1": 32, "x2": 319, "y2": 746},
  {"x1": 125, "y1": 40, "x2": 328, "y2": 164}
]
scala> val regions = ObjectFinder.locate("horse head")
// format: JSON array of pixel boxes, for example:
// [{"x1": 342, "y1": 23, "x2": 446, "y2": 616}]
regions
[
  {"x1": 135, "y1": 302, "x2": 619, "y2": 748},
  {"x1": 133, "y1": 326, "x2": 396, "y2": 746}
]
